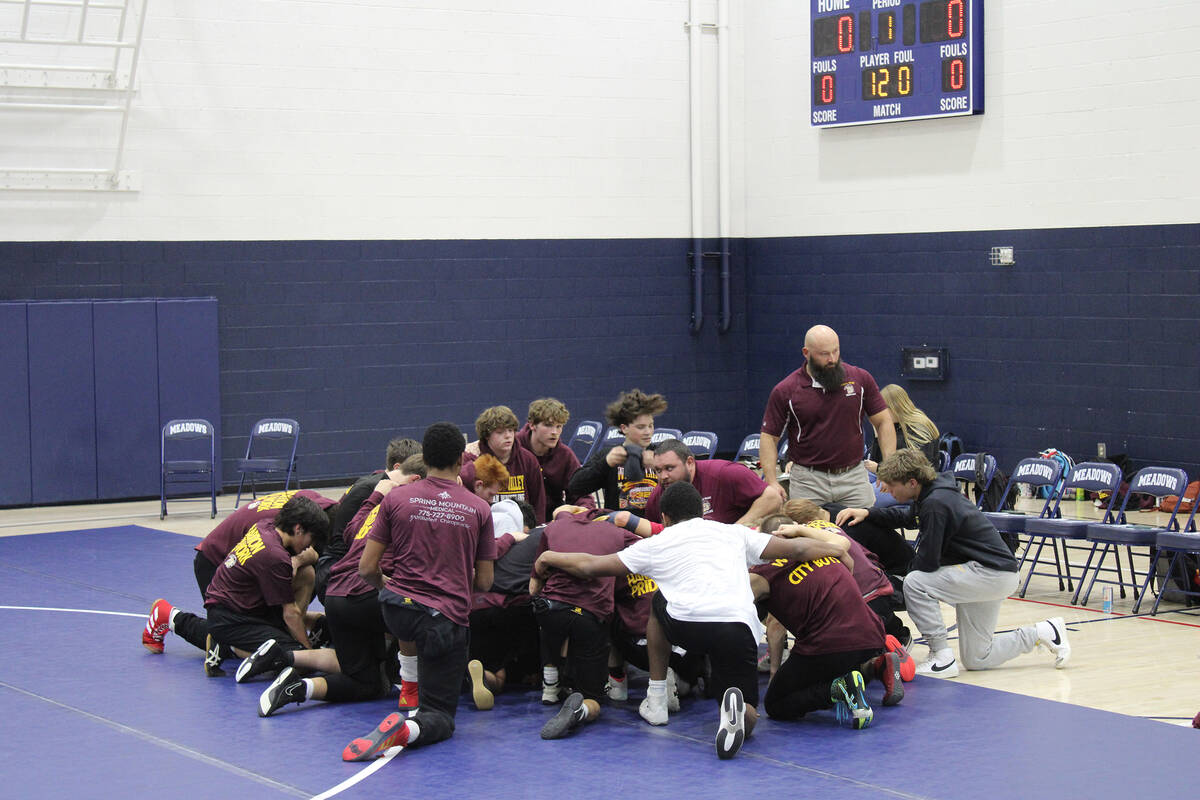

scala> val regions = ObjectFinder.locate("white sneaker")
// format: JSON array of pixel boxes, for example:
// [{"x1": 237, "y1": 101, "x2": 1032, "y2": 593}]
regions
[
  {"x1": 915, "y1": 648, "x2": 959, "y2": 678},
  {"x1": 541, "y1": 682, "x2": 562, "y2": 705},
  {"x1": 606, "y1": 674, "x2": 628, "y2": 702},
  {"x1": 1036, "y1": 617, "x2": 1071, "y2": 668},
  {"x1": 639, "y1": 694, "x2": 668, "y2": 726},
  {"x1": 666, "y1": 668, "x2": 680, "y2": 712}
]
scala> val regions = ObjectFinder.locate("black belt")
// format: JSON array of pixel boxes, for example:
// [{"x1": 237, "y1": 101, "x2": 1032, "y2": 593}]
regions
[
  {"x1": 805, "y1": 462, "x2": 860, "y2": 475},
  {"x1": 532, "y1": 596, "x2": 600, "y2": 623}
]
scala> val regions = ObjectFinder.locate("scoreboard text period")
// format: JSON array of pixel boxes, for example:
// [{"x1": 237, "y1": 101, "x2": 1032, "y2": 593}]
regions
[{"x1": 811, "y1": 0, "x2": 983, "y2": 128}]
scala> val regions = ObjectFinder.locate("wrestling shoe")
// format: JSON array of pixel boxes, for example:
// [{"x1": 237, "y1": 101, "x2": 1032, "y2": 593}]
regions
[
  {"x1": 258, "y1": 667, "x2": 303, "y2": 717},
  {"x1": 756, "y1": 650, "x2": 771, "y2": 673},
  {"x1": 715, "y1": 686, "x2": 746, "y2": 760},
  {"x1": 831, "y1": 670, "x2": 873, "y2": 730},
  {"x1": 541, "y1": 692, "x2": 587, "y2": 740},
  {"x1": 142, "y1": 598, "x2": 172, "y2": 654},
  {"x1": 638, "y1": 693, "x2": 668, "y2": 726},
  {"x1": 1036, "y1": 617, "x2": 1071, "y2": 668},
  {"x1": 204, "y1": 633, "x2": 226, "y2": 677},
  {"x1": 342, "y1": 712, "x2": 411, "y2": 762},
  {"x1": 541, "y1": 681, "x2": 562, "y2": 705},
  {"x1": 872, "y1": 651, "x2": 904, "y2": 707},
  {"x1": 885, "y1": 634, "x2": 916, "y2": 682},
  {"x1": 236, "y1": 638, "x2": 288, "y2": 683},
  {"x1": 666, "y1": 668, "x2": 681, "y2": 712},
  {"x1": 468, "y1": 659, "x2": 494, "y2": 710},
  {"x1": 605, "y1": 674, "x2": 628, "y2": 702},
  {"x1": 307, "y1": 615, "x2": 330, "y2": 649},
  {"x1": 915, "y1": 648, "x2": 959, "y2": 679},
  {"x1": 396, "y1": 679, "x2": 419, "y2": 711}
]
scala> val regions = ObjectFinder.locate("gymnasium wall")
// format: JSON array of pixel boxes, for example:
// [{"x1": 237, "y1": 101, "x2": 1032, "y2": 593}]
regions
[{"x1": 1, "y1": 2, "x2": 1197, "y2": 495}]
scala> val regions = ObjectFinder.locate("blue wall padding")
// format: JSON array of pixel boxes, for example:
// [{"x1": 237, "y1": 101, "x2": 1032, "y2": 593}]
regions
[
  {"x1": 94, "y1": 300, "x2": 161, "y2": 498},
  {"x1": 0, "y1": 303, "x2": 32, "y2": 505},
  {"x1": 28, "y1": 302, "x2": 98, "y2": 503},
  {"x1": 157, "y1": 299, "x2": 221, "y2": 478}
]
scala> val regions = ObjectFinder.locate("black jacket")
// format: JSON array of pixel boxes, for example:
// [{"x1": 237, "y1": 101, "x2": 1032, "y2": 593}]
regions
[{"x1": 868, "y1": 473, "x2": 1018, "y2": 574}]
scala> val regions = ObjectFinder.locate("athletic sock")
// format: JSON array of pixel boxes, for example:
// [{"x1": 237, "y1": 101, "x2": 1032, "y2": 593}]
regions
[
  {"x1": 167, "y1": 607, "x2": 180, "y2": 631},
  {"x1": 543, "y1": 665, "x2": 559, "y2": 685},
  {"x1": 647, "y1": 678, "x2": 668, "y2": 698},
  {"x1": 399, "y1": 654, "x2": 419, "y2": 683},
  {"x1": 302, "y1": 679, "x2": 316, "y2": 701},
  {"x1": 405, "y1": 719, "x2": 421, "y2": 745}
]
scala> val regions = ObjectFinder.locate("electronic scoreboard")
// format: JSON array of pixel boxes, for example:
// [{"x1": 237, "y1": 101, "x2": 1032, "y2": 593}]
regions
[{"x1": 810, "y1": 0, "x2": 983, "y2": 127}]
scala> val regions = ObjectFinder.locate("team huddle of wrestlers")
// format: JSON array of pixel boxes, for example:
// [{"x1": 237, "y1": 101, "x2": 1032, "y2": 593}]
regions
[{"x1": 142, "y1": 386, "x2": 1071, "y2": 763}]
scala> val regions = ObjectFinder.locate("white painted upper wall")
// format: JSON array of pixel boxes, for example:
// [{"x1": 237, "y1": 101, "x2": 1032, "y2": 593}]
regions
[
  {"x1": 745, "y1": 0, "x2": 1200, "y2": 236},
  {"x1": 0, "y1": 0, "x2": 1196, "y2": 241},
  {"x1": 1, "y1": 0, "x2": 737, "y2": 241}
]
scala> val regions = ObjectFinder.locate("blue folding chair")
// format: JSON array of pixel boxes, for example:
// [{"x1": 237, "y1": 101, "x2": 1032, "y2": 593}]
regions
[
  {"x1": 1020, "y1": 461, "x2": 1123, "y2": 599},
  {"x1": 566, "y1": 419, "x2": 603, "y2": 464},
  {"x1": 602, "y1": 426, "x2": 625, "y2": 446},
  {"x1": 734, "y1": 433, "x2": 761, "y2": 466},
  {"x1": 650, "y1": 428, "x2": 683, "y2": 445},
  {"x1": 1077, "y1": 466, "x2": 1189, "y2": 610},
  {"x1": 682, "y1": 431, "x2": 718, "y2": 459},
  {"x1": 1150, "y1": 499, "x2": 1200, "y2": 614},
  {"x1": 984, "y1": 457, "x2": 1064, "y2": 534},
  {"x1": 951, "y1": 452, "x2": 997, "y2": 509},
  {"x1": 160, "y1": 419, "x2": 217, "y2": 520},
  {"x1": 235, "y1": 418, "x2": 300, "y2": 507}
]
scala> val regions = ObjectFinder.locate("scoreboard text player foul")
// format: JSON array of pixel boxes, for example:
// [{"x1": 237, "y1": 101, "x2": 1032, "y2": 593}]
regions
[{"x1": 811, "y1": 0, "x2": 983, "y2": 127}]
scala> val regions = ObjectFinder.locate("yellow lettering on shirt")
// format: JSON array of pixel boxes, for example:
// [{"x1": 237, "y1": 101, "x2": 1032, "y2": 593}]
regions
[
  {"x1": 249, "y1": 490, "x2": 297, "y2": 512},
  {"x1": 507, "y1": 475, "x2": 525, "y2": 492},
  {"x1": 627, "y1": 573, "x2": 658, "y2": 597},
  {"x1": 787, "y1": 556, "x2": 841, "y2": 584},
  {"x1": 353, "y1": 505, "x2": 381, "y2": 541},
  {"x1": 230, "y1": 524, "x2": 267, "y2": 565}
]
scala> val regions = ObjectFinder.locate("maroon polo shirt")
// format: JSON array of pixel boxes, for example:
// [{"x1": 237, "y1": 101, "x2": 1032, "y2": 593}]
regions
[
  {"x1": 516, "y1": 423, "x2": 584, "y2": 521},
  {"x1": 534, "y1": 511, "x2": 640, "y2": 621},
  {"x1": 204, "y1": 518, "x2": 295, "y2": 614},
  {"x1": 195, "y1": 489, "x2": 336, "y2": 566},
  {"x1": 369, "y1": 476, "x2": 496, "y2": 627},
  {"x1": 461, "y1": 438, "x2": 547, "y2": 522},
  {"x1": 751, "y1": 554, "x2": 885, "y2": 656},
  {"x1": 641, "y1": 459, "x2": 768, "y2": 524},
  {"x1": 760, "y1": 361, "x2": 885, "y2": 469}
]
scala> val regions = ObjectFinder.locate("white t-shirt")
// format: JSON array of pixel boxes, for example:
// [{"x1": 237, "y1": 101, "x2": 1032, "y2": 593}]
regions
[{"x1": 617, "y1": 517, "x2": 772, "y2": 640}]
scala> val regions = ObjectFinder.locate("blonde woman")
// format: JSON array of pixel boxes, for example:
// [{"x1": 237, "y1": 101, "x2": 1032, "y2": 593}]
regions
[{"x1": 867, "y1": 384, "x2": 940, "y2": 471}]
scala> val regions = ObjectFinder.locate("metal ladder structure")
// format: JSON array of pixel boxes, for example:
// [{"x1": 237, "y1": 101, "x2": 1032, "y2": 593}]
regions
[{"x1": 0, "y1": 0, "x2": 149, "y2": 191}]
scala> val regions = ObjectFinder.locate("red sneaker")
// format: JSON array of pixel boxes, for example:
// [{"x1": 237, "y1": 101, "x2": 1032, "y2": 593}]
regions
[
  {"x1": 397, "y1": 679, "x2": 419, "y2": 711},
  {"x1": 885, "y1": 634, "x2": 915, "y2": 682},
  {"x1": 142, "y1": 598, "x2": 172, "y2": 654},
  {"x1": 343, "y1": 712, "x2": 411, "y2": 761},
  {"x1": 874, "y1": 652, "x2": 904, "y2": 706}
]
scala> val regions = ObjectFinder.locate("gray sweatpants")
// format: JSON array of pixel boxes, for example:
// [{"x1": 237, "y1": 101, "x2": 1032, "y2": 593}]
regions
[{"x1": 903, "y1": 561, "x2": 1039, "y2": 670}]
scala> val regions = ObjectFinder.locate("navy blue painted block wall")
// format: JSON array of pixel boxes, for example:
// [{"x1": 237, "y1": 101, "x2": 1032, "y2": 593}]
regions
[
  {"x1": 0, "y1": 238, "x2": 749, "y2": 491},
  {"x1": 745, "y1": 223, "x2": 1200, "y2": 478}
]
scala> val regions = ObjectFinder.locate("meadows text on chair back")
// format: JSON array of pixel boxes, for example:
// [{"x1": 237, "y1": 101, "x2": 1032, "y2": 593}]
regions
[{"x1": 683, "y1": 431, "x2": 718, "y2": 459}]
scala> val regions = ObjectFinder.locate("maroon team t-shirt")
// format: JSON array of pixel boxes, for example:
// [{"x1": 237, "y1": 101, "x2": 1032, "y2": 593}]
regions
[
  {"x1": 516, "y1": 424, "x2": 583, "y2": 520},
  {"x1": 369, "y1": 476, "x2": 497, "y2": 627},
  {"x1": 204, "y1": 518, "x2": 295, "y2": 614},
  {"x1": 751, "y1": 554, "x2": 884, "y2": 656},
  {"x1": 760, "y1": 362, "x2": 886, "y2": 469},
  {"x1": 325, "y1": 490, "x2": 393, "y2": 599},
  {"x1": 461, "y1": 439, "x2": 547, "y2": 521},
  {"x1": 642, "y1": 459, "x2": 768, "y2": 524},
  {"x1": 535, "y1": 511, "x2": 640, "y2": 621},
  {"x1": 195, "y1": 489, "x2": 336, "y2": 565}
]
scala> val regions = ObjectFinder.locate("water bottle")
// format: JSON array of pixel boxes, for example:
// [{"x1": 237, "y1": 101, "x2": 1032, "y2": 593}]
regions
[{"x1": 1102, "y1": 586, "x2": 1114, "y2": 613}]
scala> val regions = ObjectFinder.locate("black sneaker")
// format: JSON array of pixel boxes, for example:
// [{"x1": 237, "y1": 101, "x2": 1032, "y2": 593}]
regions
[
  {"x1": 308, "y1": 616, "x2": 330, "y2": 649},
  {"x1": 258, "y1": 667, "x2": 304, "y2": 717},
  {"x1": 236, "y1": 638, "x2": 287, "y2": 683},
  {"x1": 204, "y1": 633, "x2": 225, "y2": 677},
  {"x1": 715, "y1": 686, "x2": 746, "y2": 760},
  {"x1": 541, "y1": 692, "x2": 586, "y2": 740}
]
